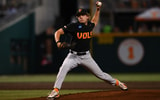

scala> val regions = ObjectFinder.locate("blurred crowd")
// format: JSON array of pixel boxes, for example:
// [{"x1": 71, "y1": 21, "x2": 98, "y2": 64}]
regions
[
  {"x1": 102, "y1": 24, "x2": 160, "y2": 34},
  {"x1": 77, "y1": 0, "x2": 160, "y2": 34},
  {"x1": 0, "y1": 0, "x2": 40, "y2": 26},
  {"x1": 101, "y1": 0, "x2": 160, "y2": 10},
  {"x1": 99, "y1": 0, "x2": 160, "y2": 34},
  {"x1": 0, "y1": 0, "x2": 24, "y2": 18},
  {"x1": 115, "y1": 0, "x2": 160, "y2": 9}
]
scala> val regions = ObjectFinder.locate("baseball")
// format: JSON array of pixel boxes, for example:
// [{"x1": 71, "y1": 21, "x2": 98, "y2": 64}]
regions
[{"x1": 97, "y1": 1, "x2": 102, "y2": 7}]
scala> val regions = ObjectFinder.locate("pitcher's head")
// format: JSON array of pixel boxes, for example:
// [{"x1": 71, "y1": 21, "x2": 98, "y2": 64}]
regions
[{"x1": 76, "y1": 9, "x2": 90, "y2": 24}]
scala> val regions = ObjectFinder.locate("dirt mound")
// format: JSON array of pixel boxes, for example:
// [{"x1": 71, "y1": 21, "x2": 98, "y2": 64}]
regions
[{"x1": 22, "y1": 89, "x2": 160, "y2": 100}]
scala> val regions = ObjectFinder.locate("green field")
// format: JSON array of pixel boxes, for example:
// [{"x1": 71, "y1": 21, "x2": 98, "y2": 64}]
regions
[
  {"x1": 0, "y1": 73, "x2": 160, "y2": 100},
  {"x1": 0, "y1": 90, "x2": 100, "y2": 100},
  {"x1": 0, "y1": 73, "x2": 160, "y2": 82}
]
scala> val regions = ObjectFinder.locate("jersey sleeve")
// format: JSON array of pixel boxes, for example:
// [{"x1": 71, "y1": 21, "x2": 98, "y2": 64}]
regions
[
  {"x1": 62, "y1": 23, "x2": 76, "y2": 34},
  {"x1": 90, "y1": 22, "x2": 95, "y2": 29}
]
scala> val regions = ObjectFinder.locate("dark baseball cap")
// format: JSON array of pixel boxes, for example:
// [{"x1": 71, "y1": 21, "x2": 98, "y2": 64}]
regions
[{"x1": 76, "y1": 9, "x2": 90, "y2": 16}]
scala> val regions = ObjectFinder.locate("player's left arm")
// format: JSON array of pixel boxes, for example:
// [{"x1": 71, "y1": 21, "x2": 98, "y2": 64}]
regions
[{"x1": 91, "y1": 1, "x2": 102, "y2": 26}]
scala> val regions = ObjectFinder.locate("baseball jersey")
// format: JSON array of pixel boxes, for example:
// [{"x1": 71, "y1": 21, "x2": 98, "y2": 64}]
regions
[{"x1": 62, "y1": 21, "x2": 95, "y2": 52}]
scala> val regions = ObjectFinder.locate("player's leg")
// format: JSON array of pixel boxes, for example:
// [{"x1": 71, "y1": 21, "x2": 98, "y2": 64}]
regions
[
  {"x1": 54, "y1": 53, "x2": 79, "y2": 89},
  {"x1": 81, "y1": 54, "x2": 116, "y2": 85},
  {"x1": 48, "y1": 53, "x2": 79, "y2": 99},
  {"x1": 81, "y1": 53, "x2": 128, "y2": 90}
]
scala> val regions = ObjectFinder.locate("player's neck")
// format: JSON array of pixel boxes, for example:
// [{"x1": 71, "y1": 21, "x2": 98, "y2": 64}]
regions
[
  {"x1": 84, "y1": 22, "x2": 88, "y2": 25},
  {"x1": 80, "y1": 22, "x2": 88, "y2": 25},
  {"x1": 78, "y1": 21, "x2": 89, "y2": 26}
]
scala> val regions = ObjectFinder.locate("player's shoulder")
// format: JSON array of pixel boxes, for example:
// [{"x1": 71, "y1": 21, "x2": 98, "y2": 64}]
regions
[
  {"x1": 89, "y1": 21, "x2": 95, "y2": 26},
  {"x1": 88, "y1": 21, "x2": 95, "y2": 28},
  {"x1": 62, "y1": 22, "x2": 78, "y2": 32},
  {"x1": 65, "y1": 22, "x2": 78, "y2": 27}
]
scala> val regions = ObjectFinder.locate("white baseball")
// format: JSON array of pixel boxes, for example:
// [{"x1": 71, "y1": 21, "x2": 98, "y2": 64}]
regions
[{"x1": 97, "y1": 1, "x2": 102, "y2": 7}]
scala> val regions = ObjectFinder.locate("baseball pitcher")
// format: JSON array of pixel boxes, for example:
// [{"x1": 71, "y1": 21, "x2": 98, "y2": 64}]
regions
[{"x1": 48, "y1": 1, "x2": 128, "y2": 100}]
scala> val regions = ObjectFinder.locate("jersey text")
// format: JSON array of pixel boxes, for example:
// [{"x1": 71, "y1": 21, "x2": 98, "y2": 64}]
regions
[{"x1": 77, "y1": 32, "x2": 93, "y2": 39}]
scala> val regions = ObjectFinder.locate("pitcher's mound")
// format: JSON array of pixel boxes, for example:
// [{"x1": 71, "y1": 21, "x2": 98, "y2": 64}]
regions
[{"x1": 23, "y1": 89, "x2": 160, "y2": 100}]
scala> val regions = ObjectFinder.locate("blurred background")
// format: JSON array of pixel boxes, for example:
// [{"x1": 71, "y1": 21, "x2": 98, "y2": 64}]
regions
[{"x1": 0, "y1": 0, "x2": 160, "y2": 75}]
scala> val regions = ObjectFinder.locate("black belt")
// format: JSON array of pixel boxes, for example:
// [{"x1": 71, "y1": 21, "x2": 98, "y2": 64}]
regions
[{"x1": 70, "y1": 50, "x2": 88, "y2": 55}]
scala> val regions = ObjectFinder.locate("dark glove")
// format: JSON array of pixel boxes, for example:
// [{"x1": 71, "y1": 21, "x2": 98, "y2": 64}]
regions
[{"x1": 59, "y1": 42, "x2": 76, "y2": 49}]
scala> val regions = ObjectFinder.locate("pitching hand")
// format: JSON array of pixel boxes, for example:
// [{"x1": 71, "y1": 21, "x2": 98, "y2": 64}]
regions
[{"x1": 96, "y1": 1, "x2": 102, "y2": 9}]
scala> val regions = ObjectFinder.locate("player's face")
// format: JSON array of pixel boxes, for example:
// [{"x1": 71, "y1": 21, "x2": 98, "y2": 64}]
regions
[{"x1": 77, "y1": 15, "x2": 89, "y2": 24}]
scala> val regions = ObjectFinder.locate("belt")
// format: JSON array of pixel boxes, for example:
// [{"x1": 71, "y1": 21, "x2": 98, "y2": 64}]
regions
[{"x1": 70, "y1": 50, "x2": 89, "y2": 55}]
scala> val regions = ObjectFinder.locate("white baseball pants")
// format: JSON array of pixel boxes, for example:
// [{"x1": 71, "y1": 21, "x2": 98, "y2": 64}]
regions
[{"x1": 54, "y1": 51, "x2": 116, "y2": 89}]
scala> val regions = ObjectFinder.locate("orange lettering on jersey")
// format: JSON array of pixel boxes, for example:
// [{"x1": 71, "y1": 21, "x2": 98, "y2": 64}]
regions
[
  {"x1": 83, "y1": 32, "x2": 88, "y2": 39},
  {"x1": 88, "y1": 32, "x2": 92, "y2": 38},
  {"x1": 77, "y1": 32, "x2": 83, "y2": 39},
  {"x1": 77, "y1": 32, "x2": 92, "y2": 39}
]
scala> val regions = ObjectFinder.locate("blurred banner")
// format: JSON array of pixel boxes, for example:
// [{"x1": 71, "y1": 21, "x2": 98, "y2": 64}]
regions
[{"x1": 92, "y1": 33, "x2": 160, "y2": 73}]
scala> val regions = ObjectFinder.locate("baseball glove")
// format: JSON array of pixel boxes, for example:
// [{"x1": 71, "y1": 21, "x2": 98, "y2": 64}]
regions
[{"x1": 59, "y1": 42, "x2": 76, "y2": 49}]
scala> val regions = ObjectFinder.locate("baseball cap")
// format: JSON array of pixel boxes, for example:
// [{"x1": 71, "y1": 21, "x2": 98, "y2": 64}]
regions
[{"x1": 76, "y1": 9, "x2": 90, "y2": 17}]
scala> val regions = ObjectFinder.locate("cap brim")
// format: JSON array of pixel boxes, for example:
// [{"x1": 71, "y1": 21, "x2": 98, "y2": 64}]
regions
[{"x1": 76, "y1": 12, "x2": 89, "y2": 16}]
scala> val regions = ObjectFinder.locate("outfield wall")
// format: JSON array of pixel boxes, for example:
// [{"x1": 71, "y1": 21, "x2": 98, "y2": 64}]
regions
[
  {"x1": 0, "y1": 13, "x2": 35, "y2": 75},
  {"x1": 1, "y1": 31, "x2": 160, "y2": 74},
  {"x1": 92, "y1": 33, "x2": 160, "y2": 73}
]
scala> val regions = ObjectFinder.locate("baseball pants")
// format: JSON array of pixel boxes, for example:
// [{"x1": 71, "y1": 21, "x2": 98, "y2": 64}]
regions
[{"x1": 54, "y1": 51, "x2": 116, "y2": 89}]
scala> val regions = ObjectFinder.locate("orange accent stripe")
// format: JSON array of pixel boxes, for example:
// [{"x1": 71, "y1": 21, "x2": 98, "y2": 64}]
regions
[
  {"x1": 115, "y1": 79, "x2": 119, "y2": 86},
  {"x1": 54, "y1": 88, "x2": 59, "y2": 92}
]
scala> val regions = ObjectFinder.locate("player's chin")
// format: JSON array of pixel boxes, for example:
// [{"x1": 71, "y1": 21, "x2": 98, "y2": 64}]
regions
[{"x1": 78, "y1": 20, "x2": 86, "y2": 23}]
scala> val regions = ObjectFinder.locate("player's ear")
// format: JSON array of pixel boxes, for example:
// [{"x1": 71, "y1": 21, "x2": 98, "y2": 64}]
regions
[{"x1": 76, "y1": 15, "x2": 80, "y2": 19}]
